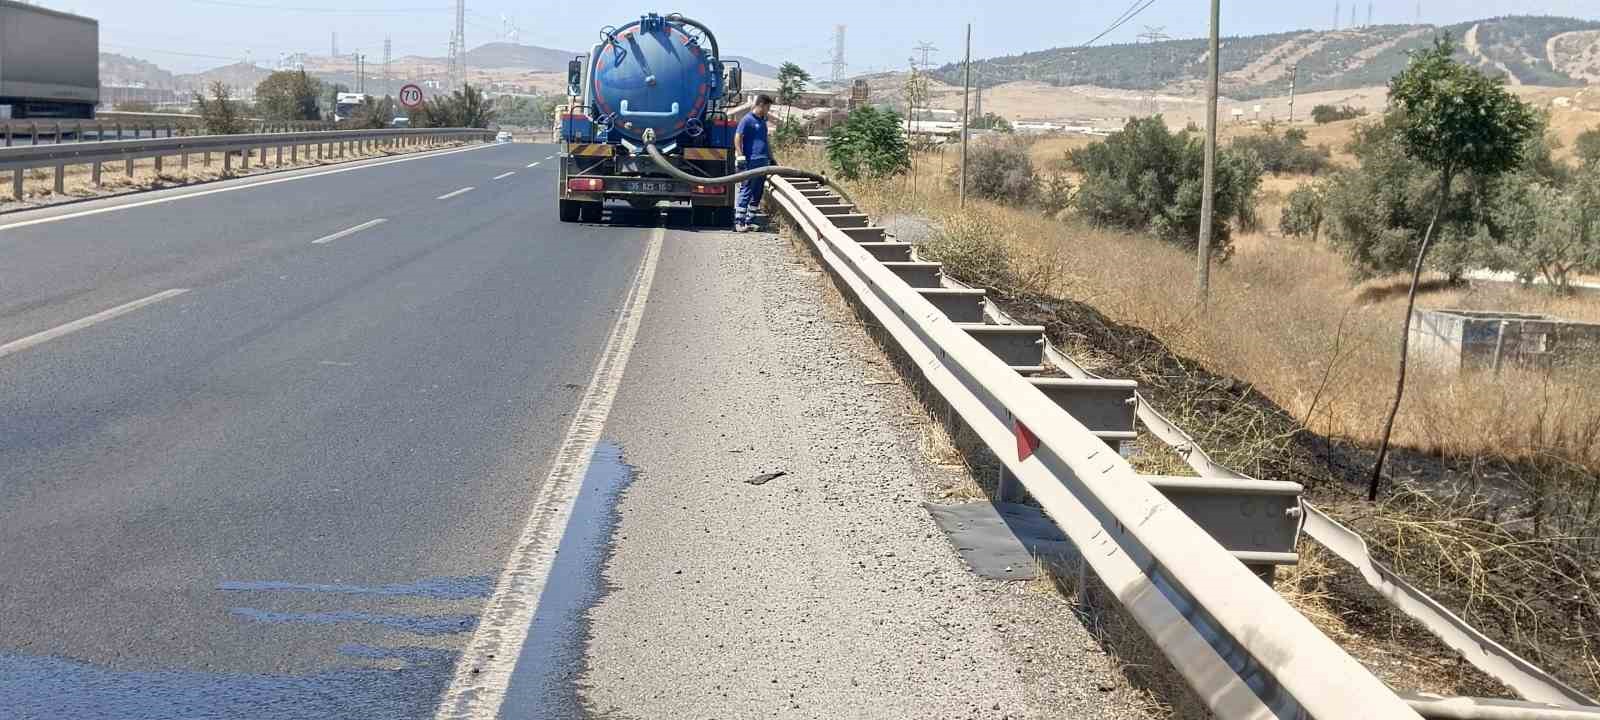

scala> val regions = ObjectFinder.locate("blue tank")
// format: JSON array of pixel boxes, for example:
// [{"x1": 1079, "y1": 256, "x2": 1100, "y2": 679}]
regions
[{"x1": 589, "y1": 14, "x2": 723, "y2": 145}]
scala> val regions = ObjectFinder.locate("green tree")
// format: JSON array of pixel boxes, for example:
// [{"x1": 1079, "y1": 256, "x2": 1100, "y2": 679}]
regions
[
  {"x1": 1577, "y1": 126, "x2": 1600, "y2": 167},
  {"x1": 192, "y1": 81, "x2": 246, "y2": 135},
  {"x1": 776, "y1": 62, "x2": 811, "y2": 113},
  {"x1": 826, "y1": 106, "x2": 910, "y2": 180},
  {"x1": 1486, "y1": 169, "x2": 1600, "y2": 290},
  {"x1": 255, "y1": 70, "x2": 323, "y2": 122},
  {"x1": 1280, "y1": 183, "x2": 1326, "y2": 240},
  {"x1": 348, "y1": 95, "x2": 397, "y2": 129},
  {"x1": 414, "y1": 84, "x2": 497, "y2": 128},
  {"x1": 1367, "y1": 36, "x2": 1539, "y2": 501},
  {"x1": 1069, "y1": 115, "x2": 1262, "y2": 260}
]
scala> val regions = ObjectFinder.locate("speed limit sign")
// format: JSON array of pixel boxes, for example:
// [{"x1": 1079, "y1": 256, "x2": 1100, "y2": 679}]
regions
[{"x1": 399, "y1": 84, "x2": 425, "y2": 109}]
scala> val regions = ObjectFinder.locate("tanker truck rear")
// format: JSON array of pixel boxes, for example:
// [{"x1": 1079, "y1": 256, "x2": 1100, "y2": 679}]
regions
[{"x1": 558, "y1": 13, "x2": 743, "y2": 226}]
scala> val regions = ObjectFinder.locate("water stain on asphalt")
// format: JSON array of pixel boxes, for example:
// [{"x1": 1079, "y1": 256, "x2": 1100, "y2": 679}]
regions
[
  {"x1": 228, "y1": 608, "x2": 478, "y2": 637},
  {"x1": 0, "y1": 650, "x2": 457, "y2": 720},
  {"x1": 498, "y1": 440, "x2": 636, "y2": 719},
  {"x1": 219, "y1": 576, "x2": 493, "y2": 600}
]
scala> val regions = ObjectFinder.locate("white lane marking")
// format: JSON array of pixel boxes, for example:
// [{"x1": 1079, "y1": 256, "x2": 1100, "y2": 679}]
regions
[
  {"x1": 0, "y1": 143, "x2": 500, "y2": 232},
  {"x1": 432, "y1": 227, "x2": 665, "y2": 720},
  {"x1": 492, "y1": 171, "x2": 516, "y2": 180},
  {"x1": 311, "y1": 218, "x2": 387, "y2": 245},
  {"x1": 0, "y1": 289, "x2": 191, "y2": 360},
  {"x1": 436, "y1": 187, "x2": 475, "y2": 200},
  {"x1": 525, "y1": 161, "x2": 540, "y2": 168},
  {"x1": 545, "y1": 154, "x2": 555, "y2": 160}
]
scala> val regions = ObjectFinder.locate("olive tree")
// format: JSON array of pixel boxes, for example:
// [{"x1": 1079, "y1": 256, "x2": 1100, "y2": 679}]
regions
[{"x1": 1367, "y1": 37, "x2": 1539, "y2": 501}]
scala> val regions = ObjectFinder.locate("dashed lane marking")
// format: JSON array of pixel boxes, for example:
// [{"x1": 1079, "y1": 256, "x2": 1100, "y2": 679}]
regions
[{"x1": 0, "y1": 289, "x2": 191, "y2": 360}]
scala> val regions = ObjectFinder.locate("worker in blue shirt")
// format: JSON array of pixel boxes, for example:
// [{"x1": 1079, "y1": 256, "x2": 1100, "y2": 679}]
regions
[{"x1": 733, "y1": 94, "x2": 775, "y2": 232}]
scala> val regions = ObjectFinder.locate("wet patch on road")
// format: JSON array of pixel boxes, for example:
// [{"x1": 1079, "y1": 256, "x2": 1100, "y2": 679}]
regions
[
  {"x1": 0, "y1": 650, "x2": 457, "y2": 720},
  {"x1": 219, "y1": 576, "x2": 494, "y2": 601},
  {"x1": 497, "y1": 440, "x2": 635, "y2": 720},
  {"x1": 228, "y1": 608, "x2": 477, "y2": 637}
]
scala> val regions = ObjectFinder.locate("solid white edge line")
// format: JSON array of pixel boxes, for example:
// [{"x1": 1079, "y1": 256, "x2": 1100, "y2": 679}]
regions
[
  {"x1": 436, "y1": 187, "x2": 475, "y2": 200},
  {"x1": 0, "y1": 142, "x2": 501, "y2": 232},
  {"x1": 431, "y1": 227, "x2": 665, "y2": 720},
  {"x1": 492, "y1": 171, "x2": 516, "y2": 180},
  {"x1": 0, "y1": 288, "x2": 191, "y2": 360},
  {"x1": 311, "y1": 217, "x2": 387, "y2": 245}
]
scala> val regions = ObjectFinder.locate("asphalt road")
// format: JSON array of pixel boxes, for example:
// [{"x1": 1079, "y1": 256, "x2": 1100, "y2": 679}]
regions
[{"x1": 0, "y1": 142, "x2": 652, "y2": 719}]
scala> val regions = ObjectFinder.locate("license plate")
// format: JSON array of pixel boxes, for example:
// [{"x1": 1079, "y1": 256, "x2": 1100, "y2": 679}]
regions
[{"x1": 621, "y1": 180, "x2": 678, "y2": 193}]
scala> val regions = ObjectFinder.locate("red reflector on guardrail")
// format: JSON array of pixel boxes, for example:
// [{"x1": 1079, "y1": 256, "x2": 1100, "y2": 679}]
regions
[
  {"x1": 567, "y1": 177, "x2": 604, "y2": 192},
  {"x1": 1015, "y1": 419, "x2": 1040, "y2": 461}
]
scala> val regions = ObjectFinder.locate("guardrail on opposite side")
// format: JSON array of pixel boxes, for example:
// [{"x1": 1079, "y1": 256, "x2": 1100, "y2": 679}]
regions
[{"x1": 1, "y1": 127, "x2": 495, "y2": 202}]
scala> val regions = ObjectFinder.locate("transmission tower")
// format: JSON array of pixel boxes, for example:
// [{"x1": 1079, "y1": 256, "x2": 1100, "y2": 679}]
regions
[
  {"x1": 446, "y1": 0, "x2": 466, "y2": 90},
  {"x1": 1138, "y1": 25, "x2": 1170, "y2": 114},
  {"x1": 913, "y1": 41, "x2": 938, "y2": 72},
  {"x1": 830, "y1": 25, "x2": 848, "y2": 83},
  {"x1": 1350, "y1": 3, "x2": 1357, "y2": 28},
  {"x1": 1367, "y1": 2, "x2": 1374, "y2": 27},
  {"x1": 383, "y1": 35, "x2": 392, "y2": 97}
]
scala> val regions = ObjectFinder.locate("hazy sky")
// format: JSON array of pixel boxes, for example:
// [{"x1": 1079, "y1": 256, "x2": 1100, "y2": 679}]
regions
[{"x1": 34, "y1": 0, "x2": 1600, "y2": 74}]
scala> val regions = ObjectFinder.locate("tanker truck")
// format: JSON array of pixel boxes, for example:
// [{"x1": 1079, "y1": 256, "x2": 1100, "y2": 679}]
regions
[{"x1": 558, "y1": 13, "x2": 743, "y2": 226}]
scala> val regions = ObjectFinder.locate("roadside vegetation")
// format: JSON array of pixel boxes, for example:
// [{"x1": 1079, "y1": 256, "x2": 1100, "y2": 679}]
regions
[{"x1": 801, "y1": 32, "x2": 1600, "y2": 698}]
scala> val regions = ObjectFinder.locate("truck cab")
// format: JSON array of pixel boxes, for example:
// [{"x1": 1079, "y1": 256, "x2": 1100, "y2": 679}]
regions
[{"x1": 557, "y1": 13, "x2": 743, "y2": 226}]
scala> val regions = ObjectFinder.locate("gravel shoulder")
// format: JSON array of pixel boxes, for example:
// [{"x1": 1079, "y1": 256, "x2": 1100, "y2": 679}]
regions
[{"x1": 582, "y1": 226, "x2": 1147, "y2": 719}]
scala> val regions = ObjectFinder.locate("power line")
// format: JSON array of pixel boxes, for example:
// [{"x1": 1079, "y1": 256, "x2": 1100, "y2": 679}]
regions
[{"x1": 1082, "y1": 0, "x2": 1159, "y2": 48}]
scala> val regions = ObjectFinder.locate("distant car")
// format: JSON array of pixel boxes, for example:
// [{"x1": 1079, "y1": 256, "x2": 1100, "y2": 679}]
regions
[{"x1": 495, "y1": 131, "x2": 514, "y2": 143}]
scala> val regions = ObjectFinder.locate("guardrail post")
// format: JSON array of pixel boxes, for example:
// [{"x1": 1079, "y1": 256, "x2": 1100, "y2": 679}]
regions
[
  {"x1": 96, "y1": 122, "x2": 104, "y2": 142},
  {"x1": 241, "y1": 148, "x2": 249, "y2": 170},
  {"x1": 275, "y1": 146, "x2": 283, "y2": 167},
  {"x1": 115, "y1": 122, "x2": 122, "y2": 141},
  {"x1": 181, "y1": 151, "x2": 189, "y2": 172},
  {"x1": 204, "y1": 151, "x2": 212, "y2": 168},
  {"x1": 291, "y1": 143, "x2": 298, "y2": 163},
  {"x1": 4, "y1": 124, "x2": 11, "y2": 147},
  {"x1": 258, "y1": 146, "x2": 267, "y2": 166},
  {"x1": 11, "y1": 169, "x2": 20, "y2": 201},
  {"x1": 125, "y1": 158, "x2": 134, "y2": 178},
  {"x1": 92, "y1": 161, "x2": 102, "y2": 186},
  {"x1": 53, "y1": 121, "x2": 62, "y2": 144},
  {"x1": 30, "y1": 121, "x2": 38, "y2": 146},
  {"x1": 154, "y1": 154, "x2": 163, "y2": 174},
  {"x1": 54, "y1": 163, "x2": 64, "y2": 195},
  {"x1": 317, "y1": 142, "x2": 324, "y2": 160},
  {"x1": 223, "y1": 151, "x2": 231, "y2": 175}
]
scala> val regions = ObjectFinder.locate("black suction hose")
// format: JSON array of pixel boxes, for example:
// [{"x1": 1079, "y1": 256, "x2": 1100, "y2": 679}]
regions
[{"x1": 642, "y1": 134, "x2": 854, "y2": 206}]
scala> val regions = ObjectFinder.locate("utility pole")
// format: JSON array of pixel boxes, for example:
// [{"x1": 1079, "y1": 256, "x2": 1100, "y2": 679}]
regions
[
  {"x1": 1351, "y1": 4, "x2": 1357, "y2": 28},
  {"x1": 1198, "y1": 0, "x2": 1220, "y2": 300},
  {"x1": 1287, "y1": 64, "x2": 1298, "y2": 122},
  {"x1": 1334, "y1": 0, "x2": 1340, "y2": 30},
  {"x1": 1368, "y1": 2, "x2": 1374, "y2": 27},
  {"x1": 331, "y1": 31, "x2": 338, "y2": 58},
  {"x1": 960, "y1": 23, "x2": 971, "y2": 209}
]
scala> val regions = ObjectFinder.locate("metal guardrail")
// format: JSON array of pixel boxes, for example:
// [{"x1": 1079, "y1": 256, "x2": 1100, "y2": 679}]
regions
[
  {"x1": 1, "y1": 127, "x2": 495, "y2": 201},
  {"x1": 2, "y1": 119, "x2": 331, "y2": 146},
  {"x1": 768, "y1": 174, "x2": 1423, "y2": 719}
]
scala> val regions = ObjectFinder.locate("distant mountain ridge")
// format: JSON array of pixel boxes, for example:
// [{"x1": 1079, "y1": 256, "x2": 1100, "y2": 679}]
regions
[{"x1": 935, "y1": 15, "x2": 1600, "y2": 100}]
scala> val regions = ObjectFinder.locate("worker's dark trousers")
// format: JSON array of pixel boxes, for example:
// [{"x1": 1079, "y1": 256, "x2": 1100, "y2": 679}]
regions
[{"x1": 737, "y1": 157, "x2": 771, "y2": 225}]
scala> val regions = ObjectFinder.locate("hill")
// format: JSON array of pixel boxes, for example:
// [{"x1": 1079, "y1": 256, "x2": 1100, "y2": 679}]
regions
[
  {"x1": 934, "y1": 15, "x2": 1600, "y2": 101},
  {"x1": 725, "y1": 56, "x2": 780, "y2": 78},
  {"x1": 177, "y1": 62, "x2": 273, "y2": 92},
  {"x1": 464, "y1": 42, "x2": 576, "y2": 71},
  {"x1": 100, "y1": 53, "x2": 178, "y2": 89}
]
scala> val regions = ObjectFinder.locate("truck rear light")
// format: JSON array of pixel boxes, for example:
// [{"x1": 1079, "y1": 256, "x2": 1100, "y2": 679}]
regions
[
  {"x1": 567, "y1": 177, "x2": 604, "y2": 192},
  {"x1": 691, "y1": 184, "x2": 724, "y2": 196}
]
